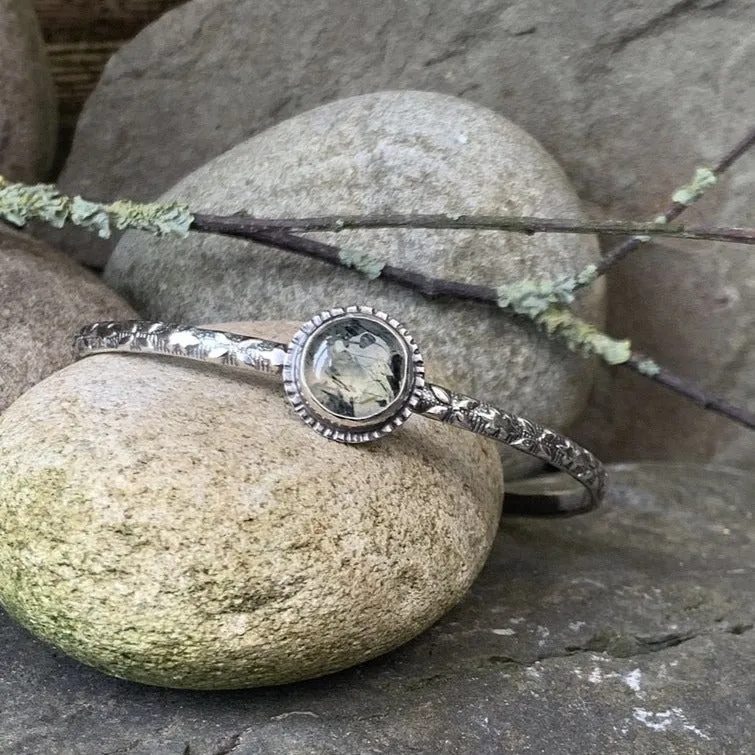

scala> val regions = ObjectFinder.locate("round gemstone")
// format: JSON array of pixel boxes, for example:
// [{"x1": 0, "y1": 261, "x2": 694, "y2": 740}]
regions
[{"x1": 302, "y1": 316, "x2": 408, "y2": 420}]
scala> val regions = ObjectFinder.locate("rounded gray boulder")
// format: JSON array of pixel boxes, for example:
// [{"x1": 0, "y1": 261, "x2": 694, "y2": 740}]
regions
[{"x1": 105, "y1": 91, "x2": 605, "y2": 477}]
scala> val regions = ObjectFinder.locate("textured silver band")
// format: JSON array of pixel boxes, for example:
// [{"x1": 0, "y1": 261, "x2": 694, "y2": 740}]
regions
[{"x1": 74, "y1": 320, "x2": 606, "y2": 516}]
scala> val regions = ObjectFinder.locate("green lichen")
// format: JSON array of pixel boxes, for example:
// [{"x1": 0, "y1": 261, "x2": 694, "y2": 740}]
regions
[
  {"x1": 338, "y1": 247, "x2": 385, "y2": 279},
  {"x1": 0, "y1": 175, "x2": 193, "y2": 238},
  {"x1": 496, "y1": 265, "x2": 598, "y2": 318},
  {"x1": 105, "y1": 199, "x2": 193, "y2": 237},
  {"x1": 632, "y1": 167, "x2": 717, "y2": 244},
  {"x1": 497, "y1": 279, "x2": 572, "y2": 317},
  {"x1": 636, "y1": 358, "x2": 662, "y2": 377},
  {"x1": 671, "y1": 166, "x2": 717, "y2": 206},
  {"x1": 634, "y1": 215, "x2": 670, "y2": 243},
  {"x1": 70, "y1": 196, "x2": 113, "y2": 238},
  {"x1": 535, "y1": 307, "x2": 632, "y2": 365},
  {"x1": 0, "y1": 180, "x2": 70, "y2": 229},
  {"x1": 575, "y1": 263, "x2": 598, "y2": 286}
]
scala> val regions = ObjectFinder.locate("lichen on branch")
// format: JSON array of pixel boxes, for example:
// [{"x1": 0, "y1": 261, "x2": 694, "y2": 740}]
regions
[
  {"x1": 671, "y1": 167, "x2": 717, "y2": 206},
  {"x1": 534, "y1": 307, "x2": 632, "y2": 365},
  {"x1": 0, "y1": 172, "x2": 752, "y2": 430},
  {"x1": 0, "y1": 176, "x2": 193, "y2": 238},
  {"x1": 338, "y1": 247, "x2": 385, "y2": 279},
  {"x1": 496, "y1": 265, "x2": 598, "y2": 318}
]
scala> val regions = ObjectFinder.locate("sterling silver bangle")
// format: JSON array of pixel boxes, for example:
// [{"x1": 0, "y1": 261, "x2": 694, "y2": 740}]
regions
[{"x1": 73, "y1": 305, "x2": 607, "y2": 516}]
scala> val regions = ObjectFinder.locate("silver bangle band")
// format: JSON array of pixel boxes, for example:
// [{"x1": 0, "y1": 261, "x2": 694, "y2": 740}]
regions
[{"x1": 73, "y1": 306, "x2": 607, "y2": 516}]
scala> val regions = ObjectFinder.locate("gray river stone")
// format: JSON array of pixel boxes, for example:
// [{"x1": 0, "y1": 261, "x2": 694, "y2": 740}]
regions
[
  {"x1": 104, "y1": 91, "x2": 604, "y2": 479},
  {"x1": 51, "y1": 0, "x2": 755, "y2": 475},
  {"x1": 0, "y1": 463, "x2": 752, "y2": 754}
]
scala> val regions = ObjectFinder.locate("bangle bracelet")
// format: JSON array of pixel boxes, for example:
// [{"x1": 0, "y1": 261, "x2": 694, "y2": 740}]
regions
[{"x1": 73, "y1": 305, "x2": 606, "y2": 516}]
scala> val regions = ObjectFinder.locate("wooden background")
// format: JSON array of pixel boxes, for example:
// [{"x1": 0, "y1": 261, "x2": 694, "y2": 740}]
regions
[{"x1": 33, "y1": 1, "x2": 185, "y2": 132}]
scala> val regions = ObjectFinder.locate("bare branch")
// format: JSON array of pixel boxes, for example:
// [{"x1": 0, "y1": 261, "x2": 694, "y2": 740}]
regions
[
  {"x1": 625, "y1": 353, "x2": 755, "y2": 430},
  {"x1": 188, "y1": 222, "x2": 755, "y2": 432},
  {"x1": 194, "y1": 212, "x2": 755, "y2": 245},
  {"x1": 590, "y1": 126, "x2": 755, "y2": 283}
]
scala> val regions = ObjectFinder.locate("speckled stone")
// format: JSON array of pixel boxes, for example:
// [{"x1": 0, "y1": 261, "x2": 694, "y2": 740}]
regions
[
  {"x1": 52, "y1": 0, "x2": 755, "y2": 474},
  {"x1": 0, "y1": 463, "x2": 752, "y2": 753},
  {"x1": 0, "y1": 226, "x2": 137, "y2": 413},
  {"x1": 0, "y1": 0, "x2": 56, "y2": 181},
  {"x1": 0, "y1": 320, "x2": 503, "y2": 689},
  {"x1": 105, "y1": 91, "x2": 605, "y2": 478}
]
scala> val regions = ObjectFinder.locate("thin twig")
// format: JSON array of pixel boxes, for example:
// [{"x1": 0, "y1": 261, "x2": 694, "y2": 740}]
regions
[
  {"x1": 194, "y1": 225, "x2": 499, "y2": 303},
  {"x1": 714, "y1": 124, "x2": 755, "y2": 174},
  {"x1": 193, "y1": 212, "x2": 755, "y2": 245},
  {"x1": 188, "y1": 222, "x2": 755, "y2": 432},
  {"x1": 591, "y1": 125, "x2": 755, "y2": 281},
  {"x1": 625, "y1": 353, "x2": 755, "y2": 430}
]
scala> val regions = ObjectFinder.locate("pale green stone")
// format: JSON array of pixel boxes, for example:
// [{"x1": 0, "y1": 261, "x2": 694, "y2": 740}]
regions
[{"x1": 303, "y1": 317, "x2": 406, "y2": 420}]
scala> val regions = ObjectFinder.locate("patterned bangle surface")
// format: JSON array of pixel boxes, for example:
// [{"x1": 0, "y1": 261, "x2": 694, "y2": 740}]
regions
[{"x1": 74, "y1": 305, "x2": 606, "y2": 516}]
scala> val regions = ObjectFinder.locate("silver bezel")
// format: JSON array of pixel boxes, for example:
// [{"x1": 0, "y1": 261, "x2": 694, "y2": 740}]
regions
[{"x1": 283, "y1": 305, "x2": 425, "y2": 444}]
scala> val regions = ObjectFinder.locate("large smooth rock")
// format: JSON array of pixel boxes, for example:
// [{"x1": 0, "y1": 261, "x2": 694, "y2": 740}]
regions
[
  {"x1": 0, "y1": 0, "x2": 56, "y2": 181},
  {"x1": 0, "y1": 320, "x2": 504, "y2": 689},
  {"x1": 0, "y1": 463, "x2": 751, "y2": 753},
  {"x1": 105, "y1": 91, "x2": 604, "y2": 478},
  {"x1": 54, "y1": 0, "x2": 755, "y2": 472},
  {"x1": 572, "y1": 235, "x2": 755, "y2": 468},
  {"x1": 0, "y1": 226, "x2": 136, "y2": 413}
]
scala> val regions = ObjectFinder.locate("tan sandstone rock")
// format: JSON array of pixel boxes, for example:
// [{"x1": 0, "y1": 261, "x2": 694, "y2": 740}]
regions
[{"x1": 0, "y1": 320, "x2": 503, "y2": 689}]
